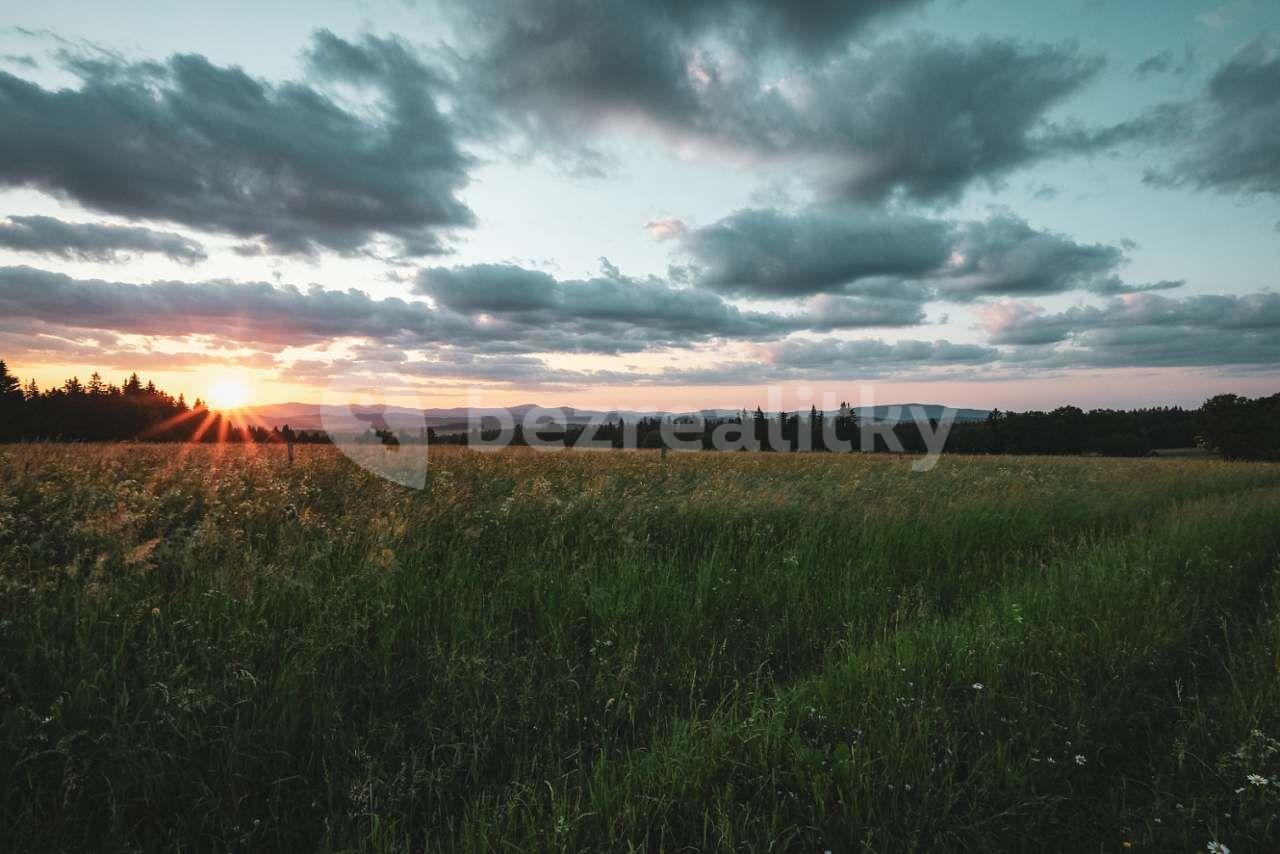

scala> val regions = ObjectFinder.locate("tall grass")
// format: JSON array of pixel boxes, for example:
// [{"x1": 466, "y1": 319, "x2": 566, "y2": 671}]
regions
[{"x1": 2, "y1": 445, "x2": 1278, "y2": 850}]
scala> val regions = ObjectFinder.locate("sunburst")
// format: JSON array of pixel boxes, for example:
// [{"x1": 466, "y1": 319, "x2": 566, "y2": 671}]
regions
[{"x1": 207, "y1": 379, "x2": 251, "y2": 411}]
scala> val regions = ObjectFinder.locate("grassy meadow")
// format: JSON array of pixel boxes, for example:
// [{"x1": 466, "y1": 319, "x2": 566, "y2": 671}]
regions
[{"x1": 3, "y1": 443, "x2": 1280, "y2": 851}]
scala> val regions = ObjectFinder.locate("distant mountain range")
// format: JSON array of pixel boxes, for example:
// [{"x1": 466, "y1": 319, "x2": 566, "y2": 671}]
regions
[
  {"x1": 244, "y1": 402, "x2": 991, "y2": 432},
  {"x1": 854, "y1": 404, "x2": 990, "y2": 423}
]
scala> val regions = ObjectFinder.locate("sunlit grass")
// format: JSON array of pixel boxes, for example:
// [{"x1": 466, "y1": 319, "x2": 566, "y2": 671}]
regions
[{"x1": 1, "y1": 445, "x2": 1278, "y2": 850}]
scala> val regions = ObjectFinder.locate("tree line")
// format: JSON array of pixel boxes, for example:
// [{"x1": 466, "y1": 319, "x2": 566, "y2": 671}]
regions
[
  {"x1": 947, "y1": 396, "x2": 1277, "y2": 459},
  {"x1": 436, "y1": 396, "x2": 1278, "y2": 460},
  {"x1": 0, "y1": 360, "x2": 1275, "y2": 459},
  {"x1": 0, "y1": 361, "x2": 327, "y2": 445}
]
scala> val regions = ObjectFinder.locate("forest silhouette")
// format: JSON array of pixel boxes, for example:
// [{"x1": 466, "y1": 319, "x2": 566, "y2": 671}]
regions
[{"x1": 1, "y1": 359, "x2": 1276, "y2": 459}]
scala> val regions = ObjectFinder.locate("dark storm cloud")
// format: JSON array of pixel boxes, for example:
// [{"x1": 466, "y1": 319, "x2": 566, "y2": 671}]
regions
[
  {"x1": 754, "y1": 37, "x2": 1110, "y2": 202},
  {"x1": 419, "y1": 264, "x2": 561, "y2": 313},
  {"x1": 416, "y1": 260, "x2": 925, "y2": 343},
  {"x1": 0, "y1": 215, "x2": 207, "y2": 263},
  {"x1": 1146, "y1": 40, "x2": 1280, "y2": 197},
  {"x1": 942, "y1": 214, "x2": 1123, "y2": 299},
  {"x1": 982, "y1": 292, "x2": 1280, "y2": 367},
  {"x1": 417, "y1": 261, "x2": 796, "y2": 342},
  {"x1": 445, "y1": 0, "x2": 922, "y2": 128},
  {"x1": 661, "y1": 0, "x2": 924, "y2": 55},
  {"x1": 0, "y1": 32, "x2": 473, "y2": 256},
  {"x1": 447, "y1": 0, "x2": 1133, "y2": 202},
  {"x1": 676, "y1": 208, "x2": 952, "y2": 298},
  {"x1": 0, "y1": 265, "x2": 447, "y2": 347},
  {"x1": 675, "y1": 207, "x2": 1133, "y2": 300}
]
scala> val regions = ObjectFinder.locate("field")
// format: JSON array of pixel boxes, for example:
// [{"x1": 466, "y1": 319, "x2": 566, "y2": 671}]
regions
[{"x1": 3, "y1": 444, "x2": 1280, "y2": 851}]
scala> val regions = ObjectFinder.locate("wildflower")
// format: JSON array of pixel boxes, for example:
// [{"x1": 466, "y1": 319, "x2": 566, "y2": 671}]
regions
[
  {"x1": 1075, "y1": 754, "x2": 1087, "y2": 766},
  {"x1": 1246, "y1": 773, "x2": 1267, "y2": 786},
  {"x1": 1206, "y1": 842, "x2": 1230, "y2": 854},
  {"x1": 972, "y1": 682, "x2": 985, "y2": 691}
]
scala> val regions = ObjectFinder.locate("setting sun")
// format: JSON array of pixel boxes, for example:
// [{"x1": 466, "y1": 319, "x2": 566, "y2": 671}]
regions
[{"x1": 206, "y1": 378, "x2": 250, "y2": 410}]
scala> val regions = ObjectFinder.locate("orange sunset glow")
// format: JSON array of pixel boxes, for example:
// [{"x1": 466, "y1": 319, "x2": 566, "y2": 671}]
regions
[{"x1": 205, "y1": 378, "x2": 251, "y2": 411}]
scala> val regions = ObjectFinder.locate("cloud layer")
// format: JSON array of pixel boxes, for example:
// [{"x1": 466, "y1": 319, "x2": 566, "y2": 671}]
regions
[
  {"x1": 0, "y1": 260, "x2": 925, "y2": 366},
  {"x1": 444, "y1": 0, "x2": 1141, "y2": 200},
  {"x1": 0, "y1": 215, "x2": 206, "y2": 263},
  {"x1": 3, "y1": 260, "x2": 1275, "y2": 389},
  {"x1": 982, "y1": 292, "x2": 1280, "y2": 368},
  {"x1": 675, "y1": 207, "x2": 951, "y2": 297},
  {"x1": 0, "y1": 32, "x2": 473, "y2": 256},
  {"x1": 1146, "y1": 40, "x2": 1280, "y2": 198},
  {"x1": 674, "y1": 207, "x2": 1153, "y2": 300}
]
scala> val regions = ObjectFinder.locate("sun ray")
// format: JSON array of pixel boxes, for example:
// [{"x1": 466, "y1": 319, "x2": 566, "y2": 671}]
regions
[
  {"x1": 138, "y1": 406, "x2": 204, "y2": 440},
  {"x1": 167, "y1": 408, "x2": 219, "y2": 468},
  {"x1": 189, "y1": 409, "x2": 218, "y2": 443},
  {"x1": 215, "y1": 411, "x2": 230, "y2": 447},
  {"x1": 241, "y1": 408, "x2": 286, "y2": 450}
]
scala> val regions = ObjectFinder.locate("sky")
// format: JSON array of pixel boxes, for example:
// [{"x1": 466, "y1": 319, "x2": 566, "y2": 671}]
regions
[{"x1": 0, "y1": 0, "x2": 1278, "y2": 413}]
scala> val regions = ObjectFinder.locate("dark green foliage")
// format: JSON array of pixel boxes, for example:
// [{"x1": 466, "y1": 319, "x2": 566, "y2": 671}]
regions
[
  {"x1": 1198, "y1": 393, "x2": 1280, "y2": 460},
  {"x1": 943, "y1": 405, "x2": 1201, "y2": 456},
  {"x1": 0, "y1": 360, "x2": 23, "y2": 442}
]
